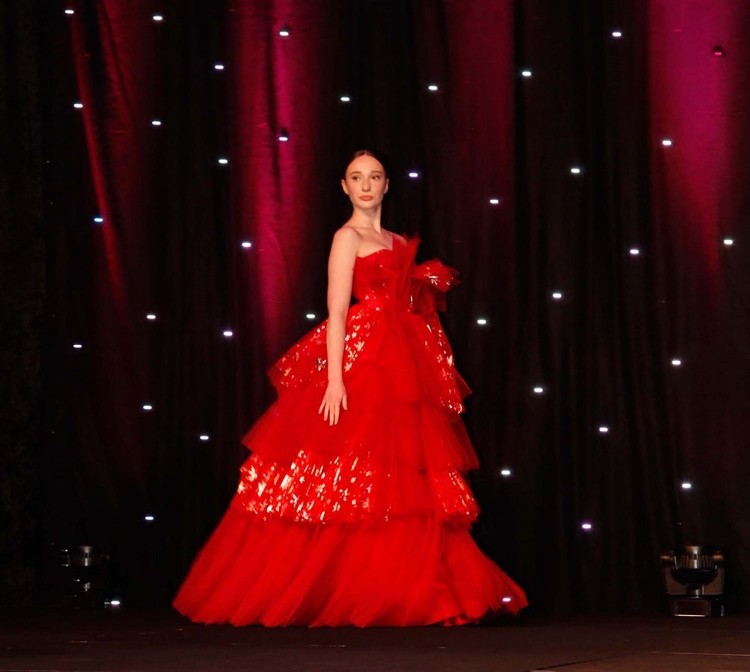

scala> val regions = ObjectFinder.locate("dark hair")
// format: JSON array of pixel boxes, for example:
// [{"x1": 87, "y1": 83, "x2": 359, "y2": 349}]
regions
[{"x1": 342, "y1": 148, "x2": 390, "y2": 179}]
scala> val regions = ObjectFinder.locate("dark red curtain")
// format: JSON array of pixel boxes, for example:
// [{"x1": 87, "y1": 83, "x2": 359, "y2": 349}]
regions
[{"x1": 6, "y1": 0, "x2": 747, "y2": 611}]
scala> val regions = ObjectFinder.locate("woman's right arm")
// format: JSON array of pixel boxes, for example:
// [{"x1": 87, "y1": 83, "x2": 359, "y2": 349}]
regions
[{"x1": 318, "y1": 228, "x2": 359, "y2": 425}]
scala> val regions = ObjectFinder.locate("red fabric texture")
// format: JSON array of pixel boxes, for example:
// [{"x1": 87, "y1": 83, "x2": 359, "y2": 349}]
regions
[{"x1": 173, "y1": 238, "x2": 528, "y2": 626}]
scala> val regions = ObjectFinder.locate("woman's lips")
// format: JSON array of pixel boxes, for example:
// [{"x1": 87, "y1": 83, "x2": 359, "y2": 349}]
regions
[{"x1": 360, "y1": 195, "x2": 374, "y2": 201}]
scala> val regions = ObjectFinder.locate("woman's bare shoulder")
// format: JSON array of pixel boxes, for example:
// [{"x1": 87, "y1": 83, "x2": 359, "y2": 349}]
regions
[
  {"x1": 330, "y1": 225, "x2": 361, "y2": 257},
  {"x1": 391, "y1": 231, "x2": 408, "y2": 247}
]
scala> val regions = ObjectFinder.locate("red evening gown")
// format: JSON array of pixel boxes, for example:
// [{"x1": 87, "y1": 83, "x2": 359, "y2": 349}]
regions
[{"x1": 173, "y1": 236, "x2": 528, "y2": 626}]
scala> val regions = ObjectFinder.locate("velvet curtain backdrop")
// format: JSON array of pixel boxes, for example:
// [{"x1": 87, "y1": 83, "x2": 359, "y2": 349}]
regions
[{"x1": 3, "y1": 0, "x2": 746, "y2": 612}]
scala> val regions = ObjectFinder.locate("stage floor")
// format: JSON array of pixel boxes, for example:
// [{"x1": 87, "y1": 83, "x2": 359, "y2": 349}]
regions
[{"x1": 1, "y1": 608, "x2": 750, "y2": 671}]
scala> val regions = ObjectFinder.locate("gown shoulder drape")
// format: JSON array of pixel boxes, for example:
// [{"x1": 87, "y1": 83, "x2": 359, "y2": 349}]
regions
[{"x1": 173, "y1": 236, "x2": 528, "y2": 627}]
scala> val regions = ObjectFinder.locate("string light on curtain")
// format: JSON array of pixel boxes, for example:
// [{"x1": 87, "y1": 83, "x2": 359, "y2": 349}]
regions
[
  {"x1": 521, "y1": 69, "x2": 533, "y2": 78},
  {"x1": 570, "y1": 166, "x2": 583, "y2": 175},
  {"x1": 151, "y1": 120, "x2": 162, "y2": 127},
  {"x1": 199, "y1": 435, "x2": 210, "y2": 442},
  {"x1": 213, "y1": 64, "x2": 225, "y2": 71},
  {"x1": 671, "y1": 359, "x2": 683, "y2": 367},
  {"x1": 723, "y1": 238, "x2": 734, "y2": 247},
  {"x1": 142, "y1": 404, "x2": 153, "y2": 412},
  {"x1": 93, "y1": 216, "x2": 104, "y2": 224},
  {"x1": 598, "y1": 425, "x2": 610, "y2": 434},
  {"x1": 407, "y1": 170, "x2": 420, "y2": 178},
  {"x1": 533, "y1": 386, "x2": 545, "y2": 394},
  {"x1": 144, "y1": 515, "x2": 155, "y2": 522},
  {"x1": 712, "y1": 45, "x2": 726, "y2": 57},
  {"x1": 305, "y1": 313, "x2": 316, "y2": 320},
  {"x1": 581, "y1": 522, "x2": 594, "y2": 532},
  {"x1": 222, "y1": 330, "x2": 234, "y2": 338},
  {"x1": 145, "y1": 314, "x2": 157, "y2": 321},
  {"x1": 278, "y1": 131, "x2": 290, "y2": 142},
  {"x1": 629, "y1": 247, "x2": 641, "y2": 256},
  {"x1": 73, "y1": 343, "x2": 83, "y2": 350},
  {"x1": 611, "y1": 30, "x2": 623, "y2": 38},
  {"x1": 73, "y1": 102, "x2": 83, "y2": 109},
  {"x1": 279, "y1": 26, "x2": 291, "y2": 37},
  {"x1": 476, "y1": 317, "x2": 488, "y2": 326},
  {"x1": 681, "y1": 482, "x2": 693, "y2": 490},
  {"x1": 500, "y1": 468, "x2": 512, "y2": 477},
  {"x1": 661, "y1": 138, "x2": 673, "y2": 146},
  {"x1": 152, "y1": 14, "x2": 164, "y2": 22},
  {"x1": 489, "y1": 198, "x2": 500, "y2": 205},
  {"x1": 339, "y1": 95, "x2": 351, "y2": 103},
  {"x1": 551, "y1": 291, "x2": 563, "y2": 300},
  {"x1": 64, "y1": 8, "x2": 74, "y2": 14},
  {"x1": 241, "y1": 241, "x2": 252, "y2": 249},
  {"x1": 427, "y1": 84, "x2": 439, "y2": 92},
  {"x1": 217, "y1": 158, "x2": 229, "y2": 165}
]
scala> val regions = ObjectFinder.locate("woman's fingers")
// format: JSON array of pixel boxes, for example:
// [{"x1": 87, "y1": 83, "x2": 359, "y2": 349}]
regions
[{"x1": 319, "y1": 390, "x2": 347, "y2": 425}]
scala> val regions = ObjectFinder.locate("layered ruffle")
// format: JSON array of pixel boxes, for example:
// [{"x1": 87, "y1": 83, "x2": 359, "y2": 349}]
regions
[{"x1": 173, "y1": 508, "x2": 528, "y2": 627}]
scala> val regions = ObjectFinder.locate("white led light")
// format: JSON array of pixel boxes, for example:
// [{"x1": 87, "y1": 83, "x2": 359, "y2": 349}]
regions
[
  {"x1": 340, "y1": 95, "x2": 351, "y2": 102},
  {"x1": 218, "y1": 158, "x2": 229, "y2": 165},
  {"x1": 681, "y1": 482, "x2": 693, "y2": 490},
  {"x1": 241, "y1": 241, "x2": 252, "y2": 249},
  {"x1": 408, "y1": 171, "x2": 420, "y2": 179},
  {"x1": 199, "y1": 434, "x2": 210, "y2": 441},
  {"x1": 73, "y1": 102, "x2": 83, "y2": 109},
  {"x1": 489, "y1": 198, "x2": 500, "y2": 205},
  {"x1": 521, "y1": 69, "x2": 533, "y2": 78},
  {"x1": 142, "y1": 404, "x2": 153, "y2": 411},
  {"x1": 93, "y1": 216, "x2": 104, "y2": 223},
  {"x1": 671, "y1": 358, "x2": 682, "y2": 367},
  {"x1": 305, "y1": 313, "x2": 316, "y2": 320},
  {"x1": 223, "y1": 330, "x2": 233, "y2": 338},
  {"x1": 476, "y1": 318, "x2": 488, "y2": 326},
  {"x1": 581, "y1": 522, "x2": 593, "y2": 531},
  {"x1": 533, "y1": 386, "x2": 545, "y2": 394},
  {"x1": 500, "y1": 468, "x2": 512, "y2": 477},
  {"x1": 661, "y1": 138, "x2": 673, "y2": 147},
  {"x1": 152, "y1": 14, "x2": 164, "y2": 22},
  {"x1": 144, "y1": 515, "x2": 155, "y2": 522},
  {"x1": 629, "y1": 248, "x2": 640, "y2": 256},
  {"x1": 64, "y1": 9, "x2": 75, "y2": 15},
  {"x1": 279, "y1": 27, "x2": 290, "y2": 37},
  {"x1": 570, "y1": 167, "x2": 582, "y2": 175},
  {"x1": 723, "y1": 238, "x2": 734, "y2": 247},
  {"x1": 502, "y1": 597, "x2": 512, "y2": 603},
  {"x1": 73, "y1": 343, "x2": 83, "y2": 349},
  {"x1": 427, "y1": 84, "x2": 439, "y2": 92},
  {"x1": 612, "y1": 30, "x2": 623, "y2": 38},
  {"x1": 146, "y1": 313, "x2": 157, "y2": 320},
  {"x1": 552, "y1": 291, "x2": 563, "y2": 300},
  {"x1": 214, "y1": 64, "x2": 225, "y2": 71},
  {"x1": 151, "y1": 120, "x2": 162, "y2": 127},
  {"x1": 109, "y1": 599, "x2": 121, "y2": 606},
  {"x1": 278, "y1": 134, "x2": 289, "y2": 142},
  {"x1": 598, "y1": 425, "x2": 609, "y2": 434}
]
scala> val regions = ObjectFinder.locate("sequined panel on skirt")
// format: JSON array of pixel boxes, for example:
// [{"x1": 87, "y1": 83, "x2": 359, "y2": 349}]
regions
[{"x1": 232, "y1": 450, "x2": 480, "y2": 524}]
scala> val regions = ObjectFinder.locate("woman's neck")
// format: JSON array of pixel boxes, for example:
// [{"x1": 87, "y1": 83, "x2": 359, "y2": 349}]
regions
[{"x1": 349, "y1": 208, "x2": 383, "y2": 233}]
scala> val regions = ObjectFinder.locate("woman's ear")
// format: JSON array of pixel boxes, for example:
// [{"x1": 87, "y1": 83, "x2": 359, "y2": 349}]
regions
[
  {"x1": 384, "y1": 179, "x2": 390, "y2": 194},
  {"x1": 341, "y1": 178, "x2": 349, "y2": 195}
]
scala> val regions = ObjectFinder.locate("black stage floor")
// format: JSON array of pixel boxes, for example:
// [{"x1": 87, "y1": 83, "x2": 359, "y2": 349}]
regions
[{"x1": 2, "y1": 608, "x2": 750, "y2": 671}]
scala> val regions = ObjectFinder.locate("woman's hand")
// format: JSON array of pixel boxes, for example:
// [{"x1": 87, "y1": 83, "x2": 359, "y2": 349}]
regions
[{"x1": 318, "y1": 379, "x2": 348, "y2": 426}]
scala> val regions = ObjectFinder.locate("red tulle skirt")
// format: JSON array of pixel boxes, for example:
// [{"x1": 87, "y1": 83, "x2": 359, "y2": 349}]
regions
[{"x1": 174, "y1": 290, "x2": 528, "y2": 626}]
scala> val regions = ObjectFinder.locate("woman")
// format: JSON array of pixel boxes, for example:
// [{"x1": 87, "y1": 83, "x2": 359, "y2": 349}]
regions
[{"x1": 173, "y1": 150, "x2": 528, "y2": 626}]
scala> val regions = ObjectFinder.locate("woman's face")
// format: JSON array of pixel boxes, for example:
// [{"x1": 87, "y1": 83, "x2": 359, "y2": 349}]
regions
[{"x1": 341, "y1": 155, "x2": 389, "y2": 210}]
